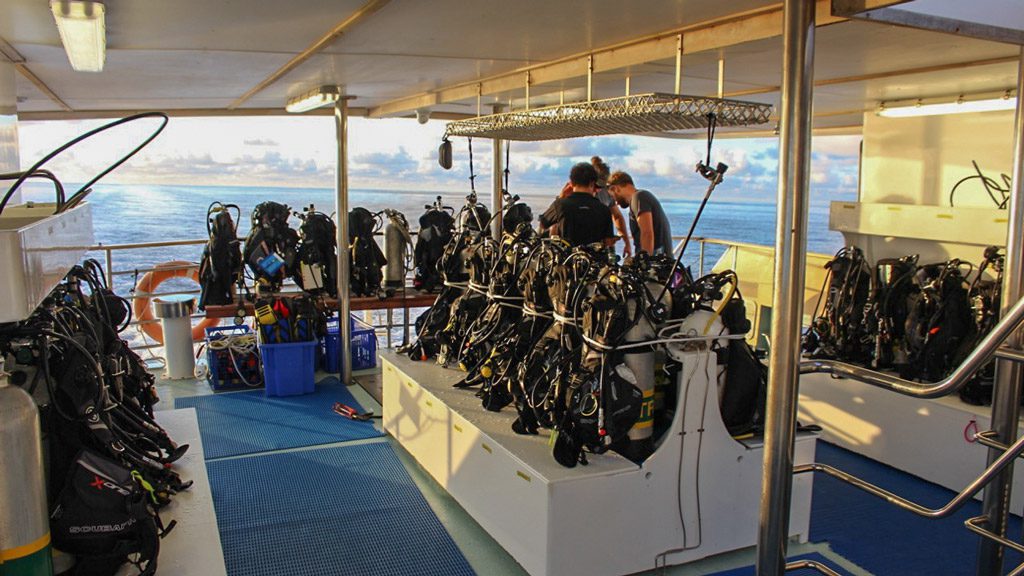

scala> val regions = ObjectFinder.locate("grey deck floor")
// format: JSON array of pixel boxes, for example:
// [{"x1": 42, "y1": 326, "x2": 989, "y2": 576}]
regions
[{"x1": 149, "y1": 354, "x2": 864, "y2": 576}]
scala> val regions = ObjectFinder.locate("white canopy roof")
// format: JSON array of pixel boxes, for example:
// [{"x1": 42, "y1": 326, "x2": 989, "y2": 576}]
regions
[{"x1": 3, "y1": 0, "x2": 1022, "y2": 131}]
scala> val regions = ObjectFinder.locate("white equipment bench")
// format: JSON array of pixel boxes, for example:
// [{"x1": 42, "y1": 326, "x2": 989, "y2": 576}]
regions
[{"x1": 381, "y1": 348, "x2": 815, "y2": 576}]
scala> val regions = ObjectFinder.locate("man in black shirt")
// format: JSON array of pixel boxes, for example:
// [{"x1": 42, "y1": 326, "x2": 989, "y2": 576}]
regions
[{"x1": 539, "y1": 163, "x2": 615, "y2": 247}]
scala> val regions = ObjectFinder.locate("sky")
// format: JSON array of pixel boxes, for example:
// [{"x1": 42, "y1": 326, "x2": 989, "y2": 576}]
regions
[{"x1": 15, "y1": 115, "x2": 861, "y2": 203}]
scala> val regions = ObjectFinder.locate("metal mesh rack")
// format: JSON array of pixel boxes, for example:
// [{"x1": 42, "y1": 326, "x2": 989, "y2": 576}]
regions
[{"x1": 444, "y1": 93, "x2": 773, "y2": 141}]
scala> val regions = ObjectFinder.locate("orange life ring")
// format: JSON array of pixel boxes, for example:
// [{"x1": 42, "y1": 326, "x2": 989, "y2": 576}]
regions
[{"x1": 133, "y1": 260, "x2": 220, "y2": 343}]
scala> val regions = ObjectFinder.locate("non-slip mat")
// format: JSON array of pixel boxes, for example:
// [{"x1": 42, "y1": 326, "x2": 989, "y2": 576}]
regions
[
  {"x1": 174, "y1": 376, "x2": 382, "y2": 459},
  {"x1": 810, "y1": 441, "x2": 1024, "y2": 576},
  {"x1": 207, "y1": 442, "x2": 475, "y2": 576},
  {"x1": 708, "y1": 552, "x2": 851, "y2": 576}
]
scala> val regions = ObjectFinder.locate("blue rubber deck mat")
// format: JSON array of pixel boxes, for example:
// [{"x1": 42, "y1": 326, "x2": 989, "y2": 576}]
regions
[
  {"x1": 174, "y1": 376, "x2": 382, "y2": 459},
  {"x1": 811, "y1": 441, "x2": 1024, "y2": 575},
  {"x1": 207, "y1": 442, "x2": 475, "y2": 576},
  {"x1": 708, "y1": 552, "x2": 850, "y2": 576}
]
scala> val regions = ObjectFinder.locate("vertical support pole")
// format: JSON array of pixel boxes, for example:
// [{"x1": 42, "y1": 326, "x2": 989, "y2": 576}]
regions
[
  {"x1": 334, "y1": 96, "x2": 353, "y2": 385},
  {"x1": 625, "y1": 75, "x2": 631, "y2": 98},
  {"x1": 718, "y1": 57, "x2": 725, "y2": 98},
  {"x1": 403, "y1": 303, "x2": 410, "y2": 345},
  {"x1": 977, "y1": 47, "x2": 1024, "y2": 576},
  {"x1": 525, "y1": 72, "x2": 531, "y2": 111},
  {"x1": 386, "y1": 308, "x2": 393, "y2": 349},
  {"x1": 674, "y1": 34, "x2": 683, "y2": 94},
  {"x1": 587, "y1": 55, "x2": 594, "y2": 101},
  {"x1": 756, "y1": 0, "x2": 815, "y2": 574},
  {"x1": 492, "y1": 104, "x2": 505, "y2": 241}
]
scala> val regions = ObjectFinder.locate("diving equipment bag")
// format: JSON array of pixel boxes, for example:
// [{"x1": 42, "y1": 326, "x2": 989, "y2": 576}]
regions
[
  {"x1": 50, "y1": 450, "x2": 164, "y2": 576},
  {"x1": 295, "y1": 206, "x2": 338, "y2": 296},
  {"x1": 198, "y1": 202, "x2": 241, "y2": 309},
  {"x1": 243, "y1": 201, "x2": 299, "y2": 292},
  {"x1": 414, "y1": 202, "x2": 456, "y2": 292},
  {"x1": 901, "y1": 261, "x2": 973, "y2": 382},
  {"x1": 803, "y1": 246, "x2": 873, "y2": 363},
  {"x1": 349, "y1": 207, "x2": 387, "y2": 297}
]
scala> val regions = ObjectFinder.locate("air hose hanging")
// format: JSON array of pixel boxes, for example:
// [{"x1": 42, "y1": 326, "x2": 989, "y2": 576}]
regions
[
  {"x1": 468, "y1": 137, "x2": 477, "y2": 195},
  {"x1": 0, "y1": 111, "x2": 169, "y2": 217}
]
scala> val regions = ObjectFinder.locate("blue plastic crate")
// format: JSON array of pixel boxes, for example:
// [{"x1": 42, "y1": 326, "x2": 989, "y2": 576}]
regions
[
  {"x1": 322, "y1": 315, "x2": 378, "y2": 373},
  {"x1": 259, "y1": 339, "x2": 317, "y2": 397},
  {"x1": 204, "y1": 325, "x2": 262, "y2": 391}
]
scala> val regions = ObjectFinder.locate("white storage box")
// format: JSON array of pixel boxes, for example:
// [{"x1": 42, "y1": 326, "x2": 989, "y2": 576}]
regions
[{"x1": 0, "y1": 202, "x2": 94, "y2": 323}]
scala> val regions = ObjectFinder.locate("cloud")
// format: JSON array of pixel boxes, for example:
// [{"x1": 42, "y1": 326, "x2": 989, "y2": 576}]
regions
[
  {"x1": 512, "y1": 137, "x2": 637, "y2": 159},
  {"x1": 244, "y1": 138, "x2": 279, "y2": 146}
]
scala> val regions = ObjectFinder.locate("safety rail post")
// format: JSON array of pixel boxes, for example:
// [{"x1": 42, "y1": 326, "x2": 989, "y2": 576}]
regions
[
  {"x1": 335, "y1": 95, "x2": 354, "y2": 385},
  {"x1": 978, "y1": 46, "x2": 1024, "y2": 576},
  {"x1": 757, "y1": 0, "x2": 815, "y2": 574},
  {"x1": 698, "y1": 240, "x2": 706, "y2": 277},
  {"x1": 492, "y1": 104, "x2": 505, "y2": 242},
  {"x1": 104, "y1": 247, "x2": 114, "y2": 287}
]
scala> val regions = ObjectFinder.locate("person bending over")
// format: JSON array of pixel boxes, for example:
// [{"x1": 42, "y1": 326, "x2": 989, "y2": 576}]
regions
[
  {"x1": 541, "y1": 162, "x2": 615, "y2": 248},
  {"x1": 591, "y1": 156, "x2": 632, "y2": 256},
  {"x1": 607, "y1": 171, "x2": 673, "y2": 256}
]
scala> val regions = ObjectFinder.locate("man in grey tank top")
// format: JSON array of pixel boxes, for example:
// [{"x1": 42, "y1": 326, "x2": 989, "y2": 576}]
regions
[{"x1": 607, "y1": 171, "x2": 674, "y2": 256}]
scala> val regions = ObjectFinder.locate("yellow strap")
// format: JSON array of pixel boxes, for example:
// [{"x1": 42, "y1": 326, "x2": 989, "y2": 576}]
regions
[
  {"x1": 0, "y1": 532, "x2": 50, "y2": 561},
  {"x1": 132, "y1": 470, "x2": 158, "y2": 504}
]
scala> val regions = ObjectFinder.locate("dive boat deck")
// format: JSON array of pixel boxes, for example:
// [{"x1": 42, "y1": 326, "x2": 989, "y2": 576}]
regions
[{"x1": 144, "y1": 351, "x2": 1024, "y2": 576}]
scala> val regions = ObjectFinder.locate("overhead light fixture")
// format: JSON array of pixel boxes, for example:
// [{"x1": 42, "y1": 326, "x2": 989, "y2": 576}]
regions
[
  {"x1": 286, "y1": 86, "x2": 341, "y2": 113},
  {"x1": 877, "y1": 90, "x2": 1016, "y2": 118},
  {"x1": 50, "y1": 0, "x2": 106, "y2": 72}
]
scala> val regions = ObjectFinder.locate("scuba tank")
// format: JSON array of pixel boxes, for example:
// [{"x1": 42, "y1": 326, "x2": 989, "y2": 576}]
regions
[
  {"x1": 0, "y1": 359, "x2": 53, "y2": 575},
  {"x1": 198, "y1": 202, "x2": 242, "y2": 310},
  {"x1": 383, "y1": 209, "x2": 413, "y2": 294},
  {"x1": 621, "y1": 257, "x2": 672, "y2": 461}
]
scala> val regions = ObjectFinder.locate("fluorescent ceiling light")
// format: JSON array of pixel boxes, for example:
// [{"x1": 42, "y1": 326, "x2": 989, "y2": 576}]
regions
[
  {"x1": 878, "y1": 91, "x2": 1016, "y2": 118},
  {"x1": 50, "y1": 0, "x2": 106, "y2": 72},
  {"x1": 286, "y1": 86, "x2": 341, "y2": 113}
]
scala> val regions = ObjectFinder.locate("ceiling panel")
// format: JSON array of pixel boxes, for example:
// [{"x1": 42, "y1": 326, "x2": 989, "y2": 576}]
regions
[
  {"x1": 323, "y1": 0, "x2": 774, "y2": 62},
  {"x1": 14, "y1": 45, "x2": 293, "y2": 110},
  {"x1": 1, "y1": 0, "x2": 370, "y2": 53},
  {"x1": 3, "y1": 0, "x2": 1021, "y2": 126}
]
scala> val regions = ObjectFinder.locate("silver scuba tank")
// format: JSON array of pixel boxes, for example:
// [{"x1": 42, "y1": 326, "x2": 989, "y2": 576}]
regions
[
  {"x1": 383, "y1": 210, "x2": 412, "y2": 290},
  {"x1": 624, "y1": 280, "x2": 672, "y2": 447},
  {"x1": 0, "y1": 358, "x2": 53, "y2": 575}
]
